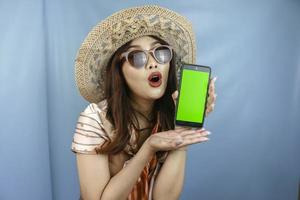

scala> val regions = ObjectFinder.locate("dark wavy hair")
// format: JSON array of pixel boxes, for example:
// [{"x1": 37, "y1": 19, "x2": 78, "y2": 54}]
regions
[{"x1": 95, "y1": 35, "x2": 178, "y2": 155}]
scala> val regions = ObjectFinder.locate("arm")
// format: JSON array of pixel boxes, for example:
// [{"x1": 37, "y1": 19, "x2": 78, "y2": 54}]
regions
[
  {"x1": 152, "y1": 77, "x2": 216, "y2": 199},
  {"x1": 76, "y1": 153, "x2": 110, "y2": 200},
  {"x1": 100, "y1": 143, "x2": 154, "y2": 200},
  {"x1": 152, "y1": 149, "x2": 187, "y2": 200},
  {"x1": 76, "y1": 142, "x2": 155, "y2": 200}
]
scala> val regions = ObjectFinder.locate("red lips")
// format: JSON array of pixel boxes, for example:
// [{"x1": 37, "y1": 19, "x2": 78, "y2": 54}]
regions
[{"x1": 148, "y1": 71, "x2": 162, "y2": 87}]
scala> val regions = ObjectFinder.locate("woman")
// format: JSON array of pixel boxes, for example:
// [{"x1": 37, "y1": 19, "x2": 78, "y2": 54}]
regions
[{"x1": 71, "y1": 5, "x2": 217, "y2": 200}]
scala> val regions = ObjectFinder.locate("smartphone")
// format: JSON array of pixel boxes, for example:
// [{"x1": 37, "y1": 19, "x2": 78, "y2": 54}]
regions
[{"x1": 175, "y1": 63, "x2": 211, "y2": 128}]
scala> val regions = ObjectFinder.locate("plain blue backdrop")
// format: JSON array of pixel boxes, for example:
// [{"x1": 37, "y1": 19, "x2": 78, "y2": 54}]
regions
[{"x1": 0, "y1": 0, "x2": 299, "y2": 199}]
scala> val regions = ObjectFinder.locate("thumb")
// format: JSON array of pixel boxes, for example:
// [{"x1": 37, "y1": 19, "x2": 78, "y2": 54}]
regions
[{"x1": 172, "y1": 90, "x2": 178, "y2": 105}]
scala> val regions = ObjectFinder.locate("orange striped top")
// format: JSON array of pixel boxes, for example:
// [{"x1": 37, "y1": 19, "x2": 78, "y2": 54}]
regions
[{"x1": 71, "y1": 100, "x2": 168, "y2": 200}]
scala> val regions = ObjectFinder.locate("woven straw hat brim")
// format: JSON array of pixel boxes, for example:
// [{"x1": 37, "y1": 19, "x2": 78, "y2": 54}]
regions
[{"x1": 75, "y1": 5, "x2": 196, "y2": 103}]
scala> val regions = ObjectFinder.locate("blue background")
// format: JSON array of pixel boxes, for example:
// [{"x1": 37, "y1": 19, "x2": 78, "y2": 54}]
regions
[{"x1": 0, "y1": 0, "x2": 299, "y2": 199}]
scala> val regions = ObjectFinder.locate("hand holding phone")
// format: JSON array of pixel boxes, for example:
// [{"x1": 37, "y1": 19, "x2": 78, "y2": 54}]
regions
[{"x1": 175, "y1": 63, "x2": 211, "y2": 128}]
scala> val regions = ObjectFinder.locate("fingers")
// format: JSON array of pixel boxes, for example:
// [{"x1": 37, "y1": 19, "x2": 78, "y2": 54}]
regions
[
  {"x1": 175, "y1": 134, "x2": 209, "y2": 148},
  {"x1": 206, "y1": 76, "x2": 217, "y2": 116},
  {"x1": 207, "y1": 93, "x2": 217, "y2": 105},
  {"x1": 178, "y1": 137, "x2": 208, "y2": 147},
  {"x1": 172, "y1": 90, "x2": 178, "y2": 106},
  {"x1": 205, "y1": 102, "x2": 215, "y2": 116},
  {"x1": 150, "y1": 128, "x2": 211, "y2": 151},
  {"x1": 207, "y1": 77, "x2": 217, "y2": 105},
  {"x1": 205, "y1": 99, "x2": 216, "y2": 117},
  {"x1": 175, "y1": 128, "x2": 211, "y2": 147},
  {"x1": 176, "y1": 128, "x2": 209, "y2": 139},
  {"x1": 209, "y1": 76, "x2": 217, "y2": 94},
  {"x1": 179, "y1": 128, "x2": 208, "y2": 137},
  {"x1": 183, "y1": 131, "x2": 210, "y2": 140},
  {"x1": 172, "y1": 90, "x2": 178, "y2": 100}
]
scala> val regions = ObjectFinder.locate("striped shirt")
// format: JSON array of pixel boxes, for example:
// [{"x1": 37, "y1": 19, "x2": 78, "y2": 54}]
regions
[{"x1": 71, "y1": 100, "x2": 168, "y2": 200}]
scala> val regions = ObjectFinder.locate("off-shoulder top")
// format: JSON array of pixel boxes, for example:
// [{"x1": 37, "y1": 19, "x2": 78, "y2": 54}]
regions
[{"x1": 70, "y1": 100, "x2": 168, "y2": 200}]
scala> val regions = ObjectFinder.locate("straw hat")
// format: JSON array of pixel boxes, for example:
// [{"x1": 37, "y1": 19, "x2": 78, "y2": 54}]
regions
[{"x1": 75, "y1": 4, "x2": 196, "y2": 103}]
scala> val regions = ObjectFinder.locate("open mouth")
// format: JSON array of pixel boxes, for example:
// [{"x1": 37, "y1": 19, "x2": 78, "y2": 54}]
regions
[{"x1": 148, "y1": 72, "x2": 162, "y2": 87}]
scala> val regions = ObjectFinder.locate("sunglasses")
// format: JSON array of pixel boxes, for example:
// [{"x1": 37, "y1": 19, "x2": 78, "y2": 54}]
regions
[{"x1": 120, "y1": 45, "x2": 173, "y2": 68}]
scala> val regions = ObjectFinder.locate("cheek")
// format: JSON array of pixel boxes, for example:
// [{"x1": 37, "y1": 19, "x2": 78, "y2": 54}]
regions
[
  {"x1": 122, "y1": 64, "x2": 144, "y2": 89},
  {"x1": 122, "y1": 63, "x2": 136, "y2": 81},
  {"x1": 162, "y1": 65, "x2": 170, "y2": 83}
]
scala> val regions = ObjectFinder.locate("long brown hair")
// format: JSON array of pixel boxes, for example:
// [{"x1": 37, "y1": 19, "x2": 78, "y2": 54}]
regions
[{"x1": 95, "y1": 35, "x2": 178, "y2": 155}]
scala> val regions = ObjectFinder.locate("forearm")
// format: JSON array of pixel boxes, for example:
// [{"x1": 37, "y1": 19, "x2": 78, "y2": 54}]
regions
[
  {"x1": 101, "y1": 144, "x2": 154, "y2": 200},
  {"x1": 153, "y1": 149, "x2": 187, "y2": 200}
]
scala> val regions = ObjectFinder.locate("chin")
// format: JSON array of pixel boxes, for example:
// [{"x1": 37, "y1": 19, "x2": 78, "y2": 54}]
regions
[{"x1": 147, "y1": 89, "x2": 166, "y2": 100}]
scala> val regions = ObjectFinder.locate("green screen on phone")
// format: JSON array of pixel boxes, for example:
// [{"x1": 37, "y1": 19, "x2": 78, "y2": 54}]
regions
[{"x1": 176, "y1": 69, "x2": 210, "y2": 123}]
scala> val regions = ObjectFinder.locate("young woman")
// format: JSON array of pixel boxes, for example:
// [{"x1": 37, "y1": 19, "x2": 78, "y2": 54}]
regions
[{"x1": 71, "y1": 5, "x2": 217, "y2": 200}]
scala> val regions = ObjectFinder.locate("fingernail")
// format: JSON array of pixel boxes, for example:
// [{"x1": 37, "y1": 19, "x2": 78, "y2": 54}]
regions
[
  {"x1": 215, "y1": 76, "x2": 218, "y2": 81},
  {"x1": 206, "y1": 131, "x2": 211, "y2": 135},
  {"x1": 203, "y1": 137, "x2": 209, "y2": 141}
]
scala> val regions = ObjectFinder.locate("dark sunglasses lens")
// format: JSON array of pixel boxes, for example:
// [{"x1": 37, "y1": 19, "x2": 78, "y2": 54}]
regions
[
  {"x1": 128, "y1": 50, "x2": 147, "y2": 68},
  {"x1": 154, "y1": 46, "x2": 172, "y2": 63}
]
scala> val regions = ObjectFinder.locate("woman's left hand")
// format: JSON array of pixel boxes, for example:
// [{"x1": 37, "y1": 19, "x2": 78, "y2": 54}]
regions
[
  {"x1": 171, "y1": 76, "x2": 217, "y2": 151},
  {"x1": 205, "y1": 76, "x2": 217, "y2": 116},
  {"x1": 172, "y1": 76, "x2": 217, "y2": 118}
]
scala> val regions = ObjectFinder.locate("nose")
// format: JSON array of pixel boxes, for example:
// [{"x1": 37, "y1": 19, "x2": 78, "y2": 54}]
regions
[{"x1": 146, "y1": 54, "x2": 158, "y2": 70}]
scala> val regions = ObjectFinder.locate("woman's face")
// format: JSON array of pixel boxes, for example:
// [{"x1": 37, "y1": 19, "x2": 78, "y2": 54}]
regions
[{"x1": 121, "y1": 36, "x2": 170, "y2": 102}]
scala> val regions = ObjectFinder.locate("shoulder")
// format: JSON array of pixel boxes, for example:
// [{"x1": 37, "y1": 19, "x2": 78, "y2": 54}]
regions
[
  {"x1": 82, "y1": 99, "x2": 107, "y2": 116},
  {"x1": 71, "y1": 100, "x2": 112, "y2": 155},
  {"x1": 85, "y1": 99, "x2": 108, "y2": 114}
]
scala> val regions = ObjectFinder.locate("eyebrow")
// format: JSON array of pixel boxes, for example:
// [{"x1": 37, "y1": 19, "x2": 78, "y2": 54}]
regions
[{"x1": 127, "y1": 41, "x2": 161, "y2": 50}]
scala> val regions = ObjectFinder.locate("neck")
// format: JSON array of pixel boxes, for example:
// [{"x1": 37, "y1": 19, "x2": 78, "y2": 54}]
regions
[{"x1": 130, "y1": 96, "x2": 154, "y2": 120}]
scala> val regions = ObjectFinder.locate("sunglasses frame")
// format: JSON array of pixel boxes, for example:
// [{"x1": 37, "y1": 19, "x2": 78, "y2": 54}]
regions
[{"x1": 120, "y1": 45, "x2": 173, "y2": 68}]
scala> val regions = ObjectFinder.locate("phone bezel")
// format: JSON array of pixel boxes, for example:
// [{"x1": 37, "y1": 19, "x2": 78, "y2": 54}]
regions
[{"x1": 175, "y1": 63, "x2": 211, "y2": 128}]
